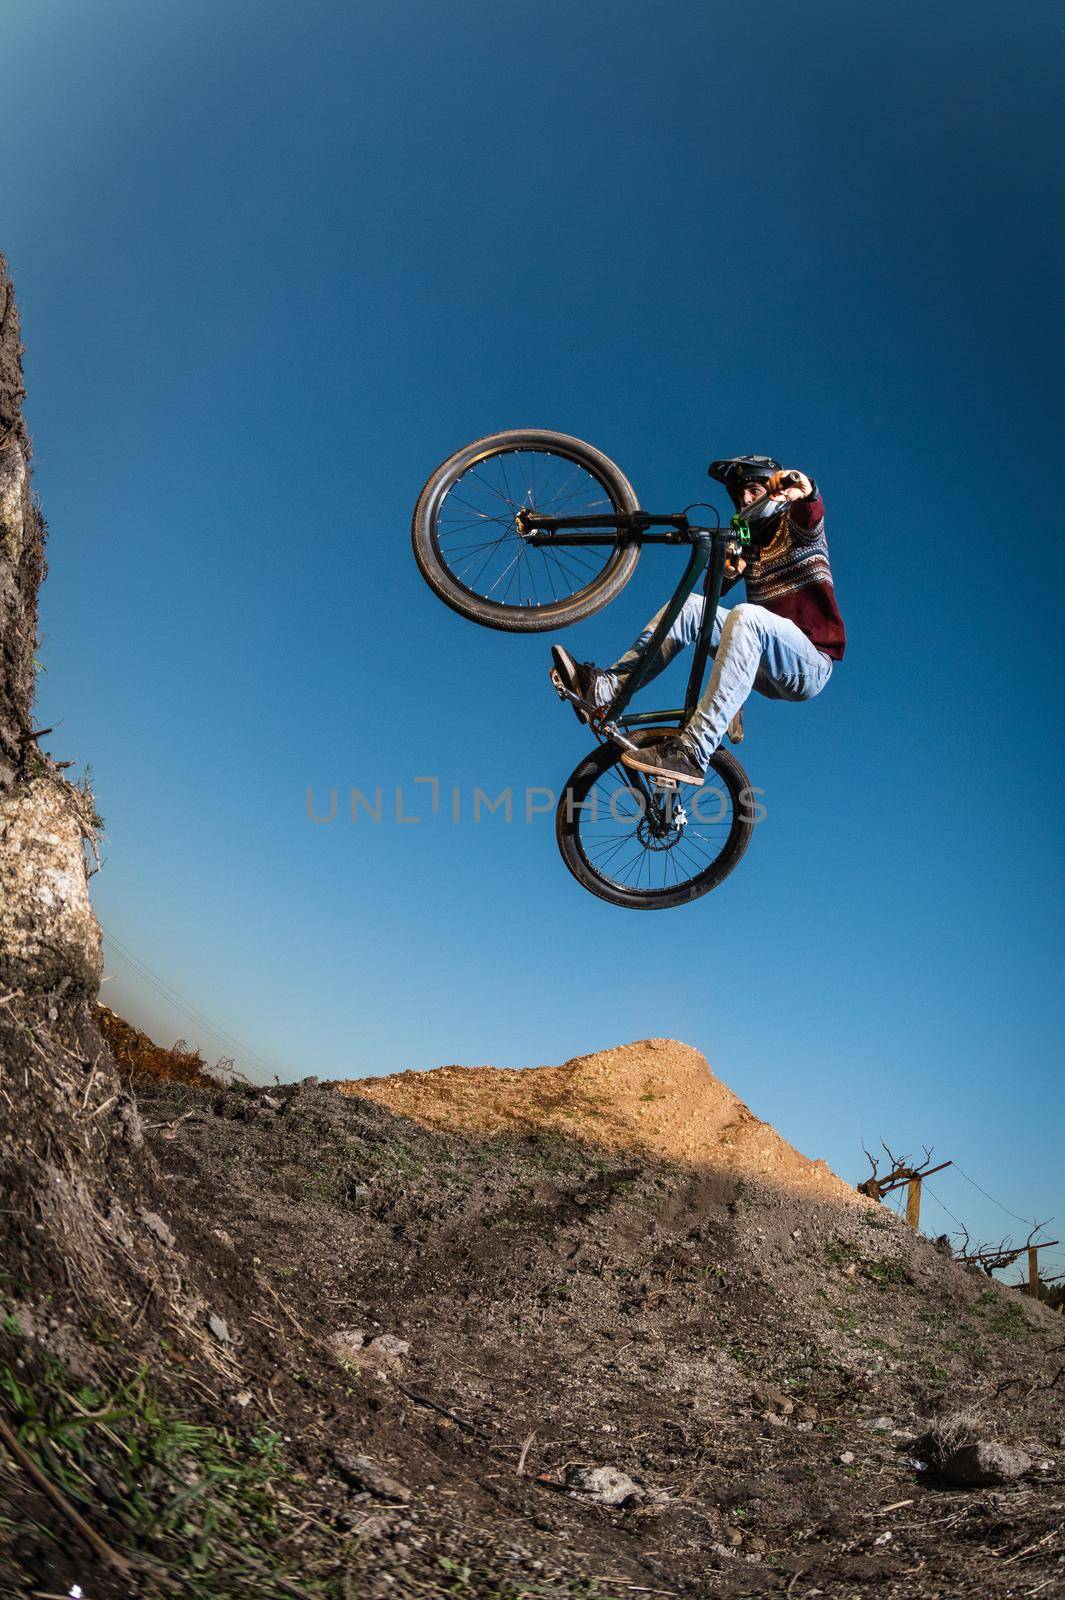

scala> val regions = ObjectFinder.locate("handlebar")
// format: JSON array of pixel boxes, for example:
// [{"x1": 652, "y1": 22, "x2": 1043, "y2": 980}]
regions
[{"x1": 729, "y1": 485, "x2": 797, "y2": 550}]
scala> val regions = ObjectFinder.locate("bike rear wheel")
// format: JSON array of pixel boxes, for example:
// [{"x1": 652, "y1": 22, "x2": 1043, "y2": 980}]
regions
[
  {"x1": 411, "y1": 429, "x2": 641, "y2": 632},
  {"x1": 555, "y1": 728, "x2": 755, "y2": 909}
]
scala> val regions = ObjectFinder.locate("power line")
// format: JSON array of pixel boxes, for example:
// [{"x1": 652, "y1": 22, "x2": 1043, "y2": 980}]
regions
[
  {"x1": 103, "y1": 938, "x2": 273, "y2": 1079},
  {"x1": 103, "y1": 930, "x2": 275, "y2": 1079},
  {"x1": 103, "y1": 948, "x2": 275, "y2": 1083},
  {"x1": 951, "y1": 1160, "x2": 1049, "y2": 1233},
  {"x1": 99, "y1": 925, "x2": 276, "y2": 1081},
  {"x1": 922, "y1": 1182, "x2": 968, "y2": 1233}
]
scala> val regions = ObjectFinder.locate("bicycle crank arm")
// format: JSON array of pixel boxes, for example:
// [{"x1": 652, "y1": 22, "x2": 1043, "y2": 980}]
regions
[
  {"x1": 550, "y1": 669, "x2": 600, "y2": 720},
  {"x1": 599, "y1": 719, "x2": 640, "y2": 752},
  {"x1": 548, "y1": 671, "x2": 643, "y2": 751}
]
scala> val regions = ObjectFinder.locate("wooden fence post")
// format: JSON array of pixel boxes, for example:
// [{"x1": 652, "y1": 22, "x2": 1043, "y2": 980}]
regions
[
  {"x1": 906, "y1": 1177, "x2": 922, "y2": 1230},
  {"x1": 1028, "y1": 1246, "x2": 1040, "y2": 1298}
]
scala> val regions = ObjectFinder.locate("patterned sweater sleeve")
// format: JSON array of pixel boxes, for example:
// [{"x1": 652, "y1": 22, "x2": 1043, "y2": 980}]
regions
[{"x1": 787, "y1": 484, "x2": 825, "y2": 545}]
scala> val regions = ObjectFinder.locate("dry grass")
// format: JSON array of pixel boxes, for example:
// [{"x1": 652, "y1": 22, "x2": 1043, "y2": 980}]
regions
[
  {"x1": 916, "y1": 1405, "x2": 992, "y2": 1469},
  {"x1": 97, "y1": 1003, "x2": 216, "y2": 1086}
]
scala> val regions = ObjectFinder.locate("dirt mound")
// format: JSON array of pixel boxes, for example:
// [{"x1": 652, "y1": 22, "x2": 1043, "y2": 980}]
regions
[
  {"x1": 6, "y1": 1015, "x2": 1065, "y2": 1599},
  {"x1": 338, "y1": 1038, "x2": 858, "y2": 1205},
  {"x1": 125, "y1": 1044, "x2": 1064, "y2": 1598},
  {"x1": 96, "y1": 1001, "x2": 217, "y2": 1086}
]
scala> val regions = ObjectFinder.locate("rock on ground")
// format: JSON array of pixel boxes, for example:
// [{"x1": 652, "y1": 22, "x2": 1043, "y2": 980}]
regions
[
  {"x1": 565, "y1": 1465, "x2": 643, "y2": 1506},
  {"x1": 942, "y1": 1441, "x2": 1033, "y2": 1487}
]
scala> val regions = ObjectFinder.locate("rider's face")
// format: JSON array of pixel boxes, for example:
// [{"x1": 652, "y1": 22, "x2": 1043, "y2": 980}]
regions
[{"x1": 738, "y1": 481, "x2": 767, "y2": 507}]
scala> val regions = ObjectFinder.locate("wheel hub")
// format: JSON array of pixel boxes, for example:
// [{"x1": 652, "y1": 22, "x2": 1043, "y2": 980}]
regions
[{"x1": 637, "y1": 800, "x2": 687, "y2": 850}]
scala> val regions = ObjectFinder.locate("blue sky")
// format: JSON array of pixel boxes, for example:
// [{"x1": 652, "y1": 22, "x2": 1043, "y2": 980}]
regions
[{"x1": 3, "y1": 0, "x2": 1063, "y2": 1272}]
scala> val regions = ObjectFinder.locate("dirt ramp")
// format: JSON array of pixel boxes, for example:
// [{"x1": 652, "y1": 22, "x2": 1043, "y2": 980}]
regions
[{"x1": 338, "y1": 1037, "x2": 860, "y2": 1204}]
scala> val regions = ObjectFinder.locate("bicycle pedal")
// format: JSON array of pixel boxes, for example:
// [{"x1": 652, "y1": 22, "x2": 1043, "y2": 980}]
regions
[
  {"x1": 550, "y1": 668, "x2": 567, "y2": 700},
  {"x1": 653, "y1": 776, "x2": 678, "y2": 793}
]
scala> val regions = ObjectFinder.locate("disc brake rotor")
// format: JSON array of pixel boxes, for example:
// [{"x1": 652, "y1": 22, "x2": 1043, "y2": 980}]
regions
[{"x1": 636, "y1": 798, "x2": 688, "y2": 851}]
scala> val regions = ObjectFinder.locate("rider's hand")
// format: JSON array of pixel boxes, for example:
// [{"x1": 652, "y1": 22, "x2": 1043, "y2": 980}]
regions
[
  {"x1": 768, "y1": 469, "x2": 813, "y2": 502},
  {"x1": 724, "y1": 553, "x2": 747, "y2": 579}
]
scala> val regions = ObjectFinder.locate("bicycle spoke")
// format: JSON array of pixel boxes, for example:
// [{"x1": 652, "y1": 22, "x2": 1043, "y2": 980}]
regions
[
  {"x1": 432, "y1": 445, "x2": 619, "y2": 611},
  {"x1": 571, "y1": 758, "x2": 738, "y2": 896},
  {"x1": 487, "y1": 548, "x2": 524, "y2": 596},
  {"x1": 537, "y1": 544, "x2": 560, "y2": 602},
  {"x1": 496, "y1": 454, "x2": 519, "y2": 511},
  {"x1": 468, "y1": 467, "x2": 521, "y2": 511},
  {"x1": 442, "y1": 492, "x2": 515, "y2": 526}
]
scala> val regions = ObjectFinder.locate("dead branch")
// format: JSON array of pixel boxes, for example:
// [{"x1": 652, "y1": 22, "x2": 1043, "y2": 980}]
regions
[
  {"x1": 0, "y1": 1410, "x2": 135, "y2": 1576},
  {"x1": 857, "y1": 1139, "x2": 951, "y2": 1201}
]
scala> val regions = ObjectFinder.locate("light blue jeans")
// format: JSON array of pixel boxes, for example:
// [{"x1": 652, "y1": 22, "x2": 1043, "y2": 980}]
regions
[{"x1": 601, "y1": 597, "x2": 833, "y2": 771}]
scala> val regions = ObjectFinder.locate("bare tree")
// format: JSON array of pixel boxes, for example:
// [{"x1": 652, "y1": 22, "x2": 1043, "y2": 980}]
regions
[
  {"x1": 857, "y1": 1140, "x2": 951, "y2": 1202},
  {"x1": 954, "y1": 1222, "x2": 1052, "y2": 1278}
]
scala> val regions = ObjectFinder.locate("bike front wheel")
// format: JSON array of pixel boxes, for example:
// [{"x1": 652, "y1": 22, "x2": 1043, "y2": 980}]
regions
[
  {"x1": 411, "y1": 429, "x2": 641, "y2": 632},
  {"x1": 555, "y1": 729, "x2": 755, "y2": 909}
]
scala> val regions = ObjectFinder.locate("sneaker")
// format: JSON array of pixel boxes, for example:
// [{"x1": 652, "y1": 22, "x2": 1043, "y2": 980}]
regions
[
  {"x1": 621, "y1": 736, "x2": 706, "y2": 786},
  {"x1": 550, "y1": 644, "x2": 612, "y2": 725},
  {"x1": 726, "y1": 708, "x2": 744, "y2": 745}
]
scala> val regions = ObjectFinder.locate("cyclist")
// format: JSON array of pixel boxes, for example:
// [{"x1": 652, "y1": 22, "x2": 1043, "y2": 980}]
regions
[{"x1": 550, "y1": 455, "x2": 846, "y2": 785}]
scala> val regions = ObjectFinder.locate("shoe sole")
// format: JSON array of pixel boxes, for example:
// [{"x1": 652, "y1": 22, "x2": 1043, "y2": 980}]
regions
[
  {"x1": 550, "y1": 646, "x2": 593, "y2": 725},
  {"x1": 621, "y1": 749, "x2": 705, "y2": 785}
]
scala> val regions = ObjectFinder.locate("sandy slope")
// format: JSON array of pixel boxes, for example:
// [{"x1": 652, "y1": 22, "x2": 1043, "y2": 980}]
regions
[{"x1": 338, "y1": 1037, "x2": 861, "y2": 1205}]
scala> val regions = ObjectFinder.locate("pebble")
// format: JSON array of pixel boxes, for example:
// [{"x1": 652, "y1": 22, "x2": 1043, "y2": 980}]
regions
[
  {"x1": 332, "y1": 1451, "x2": 411, "y2": 1502},
  {"x1": 370, "y1": 1334, "x2": 410, "y2": 1359},
  {"x1": 941, "y1": 1441, "x2": 1032, "y2": 1487},
  {"x1": 331, "y1": 1329, "x2": 367, "y2": 1361},
  {"x1": 751, "y1": 1382, "x2": 793, "y2": 1414},
  {"x1": 565, "y1": 1465, "x2": 643, "y2": 1506},
  {"x1": 139, "y1": 1210, "x2": 175, "y2": 1248}
]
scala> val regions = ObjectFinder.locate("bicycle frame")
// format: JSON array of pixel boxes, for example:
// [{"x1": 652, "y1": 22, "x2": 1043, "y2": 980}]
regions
[{"x1": 523, "y1": 510, "x2": 737, "y2": 735}]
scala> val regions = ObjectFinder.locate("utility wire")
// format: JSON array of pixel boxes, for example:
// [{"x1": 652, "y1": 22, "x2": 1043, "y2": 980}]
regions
[
  {"x1": 102, "y1": 929, "x2": 275, "y2": 1079},
  {"x1": 921, "y1": 1182, "x2": 968, "y2": 1234},
  {"x1": 99, "y1": 925, "x2": 276, "y2": 1081},
  {"x1": 103, "y1": 946, "x2": 275, "y2": 1082},
  {"x1": 103, "y1": 937, "x2": 272, "y2": 1078},
  {"x1": 951, "y1": 1160, "x2": 1050, "y2": 1233}
]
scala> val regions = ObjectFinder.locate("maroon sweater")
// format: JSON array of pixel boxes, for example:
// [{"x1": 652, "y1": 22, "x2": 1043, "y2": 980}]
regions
[{"x1": 738, "y1": 485, "x2": 847, "y2": 661}]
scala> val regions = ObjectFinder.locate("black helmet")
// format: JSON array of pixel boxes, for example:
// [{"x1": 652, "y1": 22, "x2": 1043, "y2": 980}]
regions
[{"x1": 708, "y1": 455, "x2": 781, "y2": 506}]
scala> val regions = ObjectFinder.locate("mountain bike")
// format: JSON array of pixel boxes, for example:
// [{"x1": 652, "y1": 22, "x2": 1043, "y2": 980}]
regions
[{"x1": 412, "y1": 428, "x2": 763, "y2": 909}]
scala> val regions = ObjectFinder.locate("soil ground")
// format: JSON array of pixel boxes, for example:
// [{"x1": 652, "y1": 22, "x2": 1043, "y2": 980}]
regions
[{"x1": 2, "y1": 1020, "x2": 1063, "y2": 1599}]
